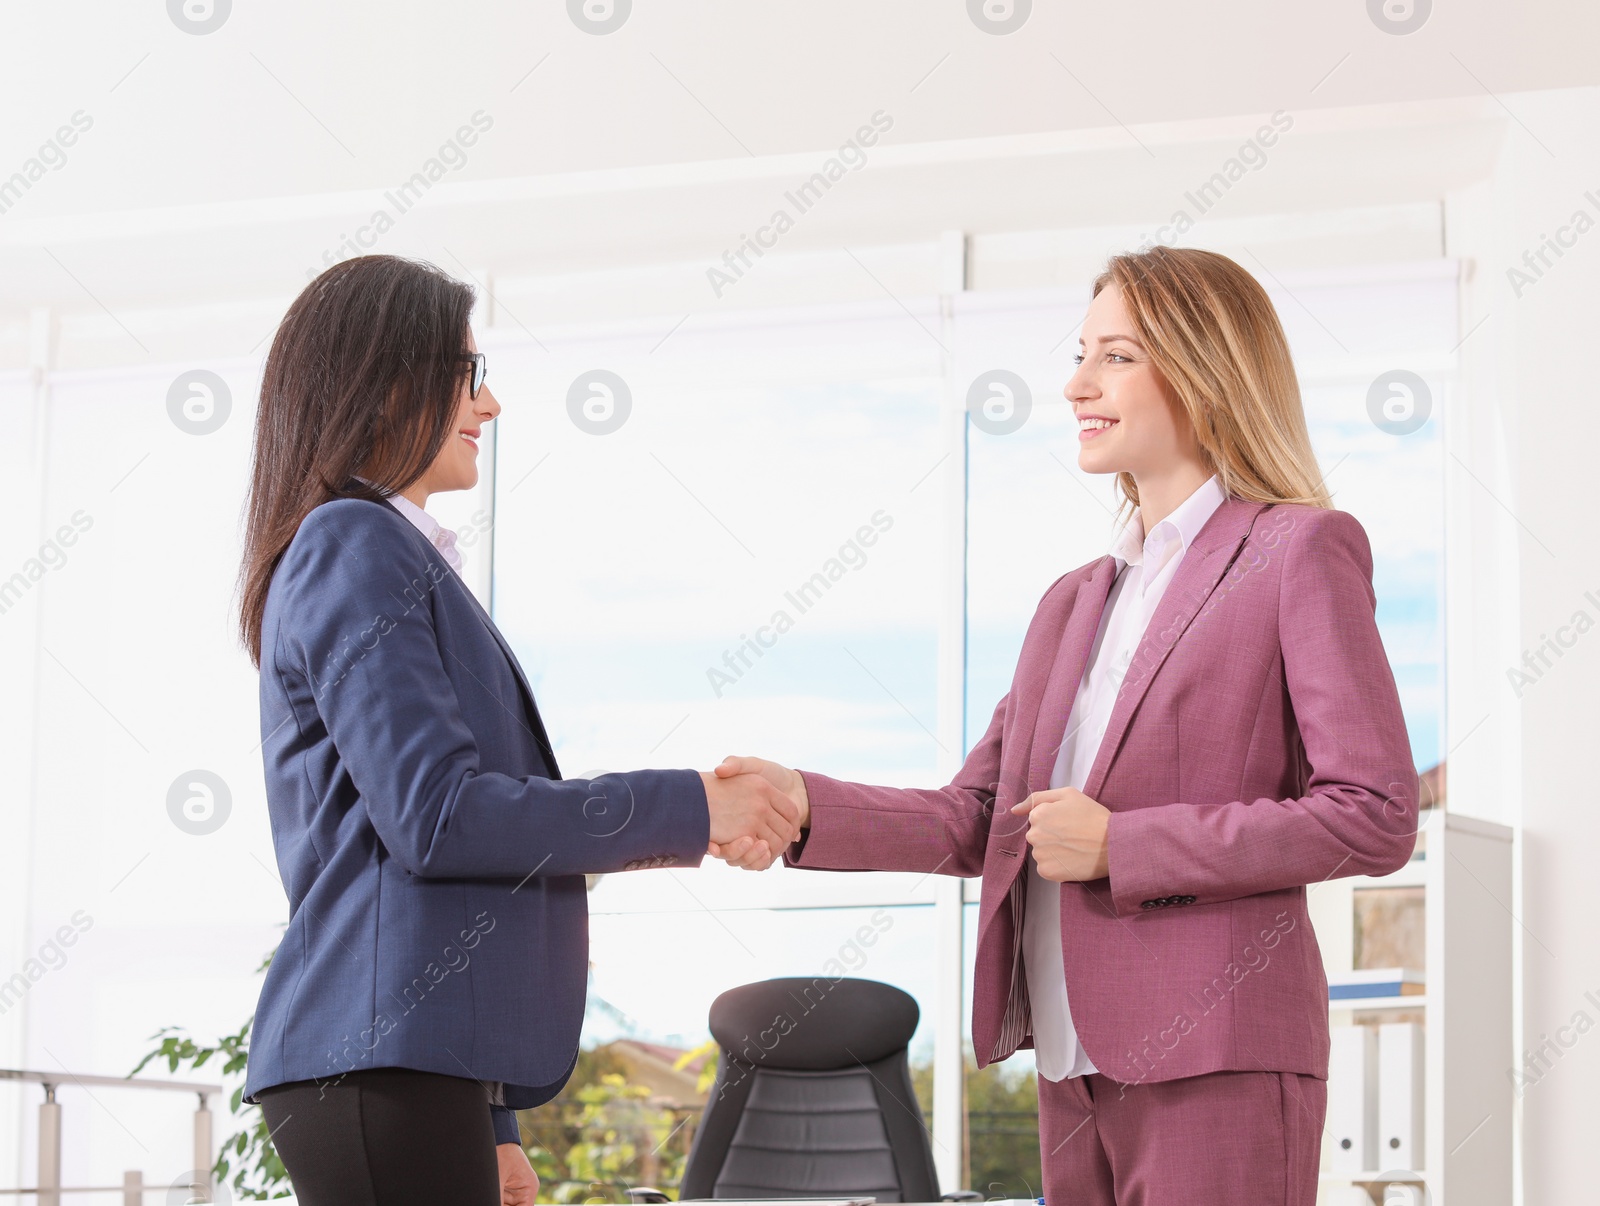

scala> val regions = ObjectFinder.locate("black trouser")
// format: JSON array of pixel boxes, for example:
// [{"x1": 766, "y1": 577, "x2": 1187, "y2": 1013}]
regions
[{"x1": 257, "y1": 1067, "x2": 500, "y2": 1206}]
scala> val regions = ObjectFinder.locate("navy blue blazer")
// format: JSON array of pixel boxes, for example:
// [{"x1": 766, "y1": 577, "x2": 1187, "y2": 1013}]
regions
[{"x1": 242, "y1": 496, "x2": 710, "y2": 1144}]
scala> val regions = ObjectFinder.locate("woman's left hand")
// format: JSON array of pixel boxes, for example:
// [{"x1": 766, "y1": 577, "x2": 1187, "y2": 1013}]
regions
[
  {"x1": 1012, "y1": 787, "x2": 1112, "y2": 881},
  {"x1": 497, "y1": 1142, "x2": 539, "y2": 1206}
]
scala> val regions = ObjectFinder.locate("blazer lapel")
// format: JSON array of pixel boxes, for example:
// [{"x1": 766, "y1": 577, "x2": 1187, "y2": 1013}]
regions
[
  {"x1": 383, "y1": 506, "x2": 562, "y2": 776},
  {"x1": 1079, "y1": 497, "x2": 1268, "y2": 803},
  {"x1": 451, "y1": 576, "x2": 562, "y2": 777},
  {"x1": 989, "y1": 556, "x2": 1119, "y2": 854},
  {"x1": 1027, "y1": 555, "x2": 1121, "y2": 794}
]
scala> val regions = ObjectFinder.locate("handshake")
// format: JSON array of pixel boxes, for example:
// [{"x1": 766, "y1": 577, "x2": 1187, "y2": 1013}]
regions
[{"x1": 698, "y1": 756, "x2": 811, "y2": 871}]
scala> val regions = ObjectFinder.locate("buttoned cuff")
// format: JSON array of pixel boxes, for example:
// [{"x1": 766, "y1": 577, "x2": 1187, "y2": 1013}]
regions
[
  {"x1": 490, "y1": 1103, "x2": 522, "y2": 1147},
  {"x1": 1106, "y1": 807, "x2": 1197, "y2": 917},
  {"x1": 783, "y1": 771, "x2": 822, "y2": 866}
]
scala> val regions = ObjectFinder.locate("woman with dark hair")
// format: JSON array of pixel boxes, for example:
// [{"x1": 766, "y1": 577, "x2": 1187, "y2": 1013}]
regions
[{"x1": 237, "y1": 255, "x2": 796, "y2": 1206}]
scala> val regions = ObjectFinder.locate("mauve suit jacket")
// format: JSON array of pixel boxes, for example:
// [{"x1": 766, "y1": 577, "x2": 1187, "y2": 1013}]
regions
[{"x1": 787, "y1": 497, "x2": 1419, "y2": 1085}]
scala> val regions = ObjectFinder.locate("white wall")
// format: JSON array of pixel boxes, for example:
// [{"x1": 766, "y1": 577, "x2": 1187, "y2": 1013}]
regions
[{"x1": 1445, "y1": 86, "x2": 1600, "y2": 1206}]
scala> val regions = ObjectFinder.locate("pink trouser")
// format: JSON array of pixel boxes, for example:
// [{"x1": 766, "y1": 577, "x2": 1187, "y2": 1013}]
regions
[{"x1": 1035, "y1": 1068, "x2": 1326, "y2": 1205}]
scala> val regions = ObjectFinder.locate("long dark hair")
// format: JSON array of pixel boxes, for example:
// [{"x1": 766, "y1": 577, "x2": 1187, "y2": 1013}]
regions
[{"x1": 238, "y1": 255, "x2": 475, "y2": 667}]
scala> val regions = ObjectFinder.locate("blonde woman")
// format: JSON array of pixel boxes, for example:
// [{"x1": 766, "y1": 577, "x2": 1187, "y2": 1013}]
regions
[{"x1": 718, "y1": 247, "x2": 1419, "y2": 1203}]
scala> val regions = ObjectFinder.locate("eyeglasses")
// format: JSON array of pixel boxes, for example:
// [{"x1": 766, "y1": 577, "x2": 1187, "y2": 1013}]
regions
[{"x1": 460, "y1": 352, "x2": 487, "y2": 399}]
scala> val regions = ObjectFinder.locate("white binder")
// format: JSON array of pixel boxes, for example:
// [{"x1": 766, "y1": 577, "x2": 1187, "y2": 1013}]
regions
[
  {"x1": 1327, "y1": 1024, "x2": 1378, "y2": 1174},
  {"x1": 1378, "y1": 1021, "x2": 1425, "y2": 1170}
]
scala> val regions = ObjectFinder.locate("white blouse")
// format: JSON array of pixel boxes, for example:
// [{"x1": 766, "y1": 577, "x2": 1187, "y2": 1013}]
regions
[
  {"x1": 384, "y1": 493, "x2": 463, "y2": 575},
  {"x1": 1023, "y1": 472, "x2": 1227, "y2": 1080}
]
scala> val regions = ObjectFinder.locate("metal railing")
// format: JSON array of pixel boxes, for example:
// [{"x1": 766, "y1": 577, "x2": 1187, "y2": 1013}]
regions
[{"x1": 0, "y1": 1068, "x2": 221, "y2": 1204}]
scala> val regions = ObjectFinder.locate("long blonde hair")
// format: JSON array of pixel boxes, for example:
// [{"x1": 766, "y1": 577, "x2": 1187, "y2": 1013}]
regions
[{"x1": 1092, "y1": 247, "x2": 1331, "y2": 520}]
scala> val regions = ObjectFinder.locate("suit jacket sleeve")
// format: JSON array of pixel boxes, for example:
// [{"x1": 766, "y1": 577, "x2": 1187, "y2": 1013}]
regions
[
  {"x1": 491, "y1": 1104, "x2": 521, "y2": 1146},
  {"x1": 782, "y1": 690, "x2": 1011, "y2": 877},
  {"x1": 276, "y1": 501, "x2": 710, "y2": 879},
  {"x1": 1104, "y1": 507, "x2": 1419, "y2": 916}
]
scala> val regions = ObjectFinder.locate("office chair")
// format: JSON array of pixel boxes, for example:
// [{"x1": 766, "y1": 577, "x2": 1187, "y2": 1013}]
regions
[{"x1": 677, "y1": 976, "x2": 964, "y2": 1201}]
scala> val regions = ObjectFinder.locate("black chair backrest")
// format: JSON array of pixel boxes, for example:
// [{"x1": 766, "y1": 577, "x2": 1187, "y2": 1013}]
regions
[{"x1": 679, "y1": 977, "x2": 940, "y2": 1201}]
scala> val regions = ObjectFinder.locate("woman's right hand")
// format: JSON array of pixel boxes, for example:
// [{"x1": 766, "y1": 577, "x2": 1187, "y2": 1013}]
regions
[
  {"x1": 714, "y1": 755, "x2": 809, "y2": 824},
  {"x1": 700, "y1": 766, "x2": 803, "y2": 871},
  {"x1": 708, "y1": 755, "x2": 810, "y2": 871}
]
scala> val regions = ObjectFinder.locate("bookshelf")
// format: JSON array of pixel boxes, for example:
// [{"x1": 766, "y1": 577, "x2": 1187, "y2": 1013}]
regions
[{"x1": 1308, "y1": 811, "x2": 1514, "y2": 1205}]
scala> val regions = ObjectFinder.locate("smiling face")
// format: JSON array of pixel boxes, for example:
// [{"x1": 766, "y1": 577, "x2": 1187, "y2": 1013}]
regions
[
  {"x1": 1064, "y1": 283, "x2": 1201, "y2": 479},
  {"x1": 409, "y1": 332, "x2": 499, "y2": 503}
]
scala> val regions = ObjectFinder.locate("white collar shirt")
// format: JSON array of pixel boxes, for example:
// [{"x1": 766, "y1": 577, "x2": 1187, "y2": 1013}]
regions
[
  {"x1": 1022, "y1": 473, "x2": 1227, "y2": 1080},
  {"x1": 375, "y1": 489, "x2": 464, "y2": 575}
]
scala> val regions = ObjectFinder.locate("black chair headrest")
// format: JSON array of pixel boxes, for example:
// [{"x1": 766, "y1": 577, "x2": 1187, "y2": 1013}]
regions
[{"x1": 708, "y1": 977, "x2": 919, "y2": 1071}]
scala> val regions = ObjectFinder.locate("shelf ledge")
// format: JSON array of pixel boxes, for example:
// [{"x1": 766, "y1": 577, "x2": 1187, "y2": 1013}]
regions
[{"x1": 1327, "y1": 994, "x2": 1430, "y2": 1011}]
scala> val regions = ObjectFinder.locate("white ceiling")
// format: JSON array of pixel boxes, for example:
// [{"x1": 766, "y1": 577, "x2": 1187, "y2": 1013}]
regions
[
  {"x1": 6, "y1": 0, "x2": 1595, "y2": 210},
  {"x1": 2, "y1": 0, "x2": 1593, "y2": 334}
]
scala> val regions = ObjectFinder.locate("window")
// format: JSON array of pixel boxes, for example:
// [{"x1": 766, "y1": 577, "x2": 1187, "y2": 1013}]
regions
[{"x1": 490, "y1": 259, "x2": 1451, "y2": 1192}]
